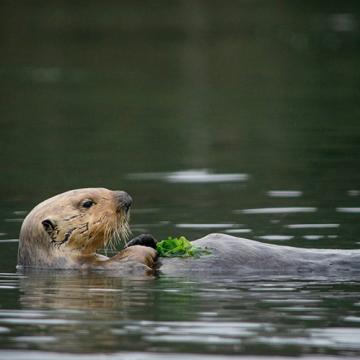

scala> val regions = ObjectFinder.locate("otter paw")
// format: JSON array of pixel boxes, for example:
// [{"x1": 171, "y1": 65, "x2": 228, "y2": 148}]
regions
[
  {"x1": 125, "y1": 234, "x2": 158, "y2": 249},
  {"x1": 112, "y1": 245, "x2": 158, "y2": 269}
]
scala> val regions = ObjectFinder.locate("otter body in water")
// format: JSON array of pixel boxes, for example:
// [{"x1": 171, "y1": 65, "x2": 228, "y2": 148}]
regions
[
  {"x1": 17, "y1": 188, "x2": 360, "y2": 278},
  {"x1": 159, "y1": 234, "x2": 360, "y2": 277}
]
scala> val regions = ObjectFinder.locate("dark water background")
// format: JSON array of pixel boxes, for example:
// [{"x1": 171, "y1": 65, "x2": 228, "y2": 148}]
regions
[{"x1": 1, "y1": 1, "x2": 360, "y2": 359}]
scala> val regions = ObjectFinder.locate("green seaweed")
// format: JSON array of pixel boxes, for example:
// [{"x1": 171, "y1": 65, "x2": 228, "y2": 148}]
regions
[{"x1": 156, "y1": 236, "x2": 211, "y2": 258}]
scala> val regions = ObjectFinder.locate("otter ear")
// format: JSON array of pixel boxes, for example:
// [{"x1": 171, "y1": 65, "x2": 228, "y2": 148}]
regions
[{"x1": 42, "y1": 219, "x2": 56, "y2": 236}]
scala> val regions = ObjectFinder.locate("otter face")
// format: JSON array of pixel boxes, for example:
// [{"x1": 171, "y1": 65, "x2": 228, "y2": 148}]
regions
[{"x1": 18, "y1": 188, "x2": 132, "y2": 267}]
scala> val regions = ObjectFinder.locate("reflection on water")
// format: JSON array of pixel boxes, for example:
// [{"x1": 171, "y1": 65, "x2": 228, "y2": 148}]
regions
[
  {"x1": 286, "y1": 224, "x2": 339, "y2": 229},
  {"x1": 0, "y1": 271, "x2": 360, "y2": 357},
  {"x1": 1, "y1": 0, "x2": 360, "y2": 358},
  {"x1": 127, "y1": 170, "x2": 249, "y2": 183},
  {"x1": 337, "y1": 207, "x2": 360, "y2": 213},
  {"x1": 176, "y1": 223, "x2": 240, "y2": 229},
  {"x1": 238, "y1": 207, "x2": 318, "y2": 214},
  {"x1": 267, "y1": 191, "x2": 303, "y2": 198}
]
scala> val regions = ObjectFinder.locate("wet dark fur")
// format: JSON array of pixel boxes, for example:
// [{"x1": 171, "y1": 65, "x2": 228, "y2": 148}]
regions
[{"x1": 158, "y1": 234, "x2": 360, "y2": 279}]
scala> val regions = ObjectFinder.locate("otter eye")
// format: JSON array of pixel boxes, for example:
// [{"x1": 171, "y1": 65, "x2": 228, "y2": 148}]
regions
[{"x1": 82, "y1": 199, "x2": 95, "y2": 209}]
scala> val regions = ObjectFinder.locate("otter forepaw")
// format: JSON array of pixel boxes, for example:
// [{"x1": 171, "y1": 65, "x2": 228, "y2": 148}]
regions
[
  {"x1": 125, "y1": 234, "x2": 158, "y2": 249},
  {"x1": 112, "y1": 245, "x2": 157, "y2": 269}
]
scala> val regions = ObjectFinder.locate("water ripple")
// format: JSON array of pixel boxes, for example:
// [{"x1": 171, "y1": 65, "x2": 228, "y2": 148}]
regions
[
  {"x1": 258, "y1": 235, "x2": 294, "y2": 241},
  {"x1": 286, "y1": 224, "x2": 339, "y2": 229},
  {"x1": 13, "y1": 335, "x2": 57, "y2": 343},
  {"x1": 127, "y1": 170, "x2": 249, "y2": 183},
  {"x1": 225, "y1": 229, "x2": 252, "y2": 234},
  {"x1": 176, "y1": 223, "x2": 239, "y2": 229},
  {"x1": 1, "y1": 351, "x2": 348, "y2": 360},
  {"x1": 267, "y1": 191, "x2": 303, "y2": 198},
  {"x1": 237, "y1": 207, "x2": 317, "y2": 214},
  {"x1": 303, "y1": 235, "x2": 324, "y2": 240},
  {"x1": 336, "y1": 207, "x2": 360, "y2": 213}
]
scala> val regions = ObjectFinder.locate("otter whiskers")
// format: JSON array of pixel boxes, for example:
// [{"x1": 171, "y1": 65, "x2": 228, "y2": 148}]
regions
[{"x1": 102, "y1": 210, "x2": 131, "y2": 255}]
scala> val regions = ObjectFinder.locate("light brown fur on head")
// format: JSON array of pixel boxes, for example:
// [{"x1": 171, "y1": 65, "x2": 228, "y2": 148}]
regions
[{"x1": 18, "y1": 188, "x2": 132, "y2": 269}]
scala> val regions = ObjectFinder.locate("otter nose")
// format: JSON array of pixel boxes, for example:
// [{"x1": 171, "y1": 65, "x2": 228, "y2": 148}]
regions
[{"x1": 115, "y1": 191, "x2": 132, "y2": 213}]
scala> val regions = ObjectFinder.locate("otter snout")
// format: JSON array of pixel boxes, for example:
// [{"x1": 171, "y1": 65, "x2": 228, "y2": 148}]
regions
[{"x1": 115, "y1": 191, "x2": 132, "y2": 213}]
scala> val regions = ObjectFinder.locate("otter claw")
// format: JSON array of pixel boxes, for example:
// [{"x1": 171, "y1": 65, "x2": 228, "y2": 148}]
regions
[{"x1": 125, "y1": 234, "x2": 157, "y2": 249}]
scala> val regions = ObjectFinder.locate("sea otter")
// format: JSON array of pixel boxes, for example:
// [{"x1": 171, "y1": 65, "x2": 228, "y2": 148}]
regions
[
  {"x1": 17, "y1": 188, "x2": 360, "y2": 278},
  {"x1": 17, "y1": 188, "x2": 156, "y2": 274}
]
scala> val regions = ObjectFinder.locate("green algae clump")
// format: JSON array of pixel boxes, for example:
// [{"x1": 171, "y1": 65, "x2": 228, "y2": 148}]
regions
[{"x1": 156, "y1": 236, "x2": 211, "y2": 258}]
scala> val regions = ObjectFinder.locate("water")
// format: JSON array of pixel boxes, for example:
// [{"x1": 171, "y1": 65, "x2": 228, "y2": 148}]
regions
[{"x1": 1, "y1": 1, "x2": 360, "y2": 359}]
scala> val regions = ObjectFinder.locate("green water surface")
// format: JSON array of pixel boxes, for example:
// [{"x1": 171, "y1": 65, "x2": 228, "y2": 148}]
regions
[{"x1": 0, "y1": 1, "x2": 360, "y2": 359}]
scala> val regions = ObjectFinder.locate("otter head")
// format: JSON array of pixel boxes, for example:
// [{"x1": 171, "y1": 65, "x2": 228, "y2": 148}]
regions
[{"x1": 17, "y1": 188, "x2": 132, "y2": 268}]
